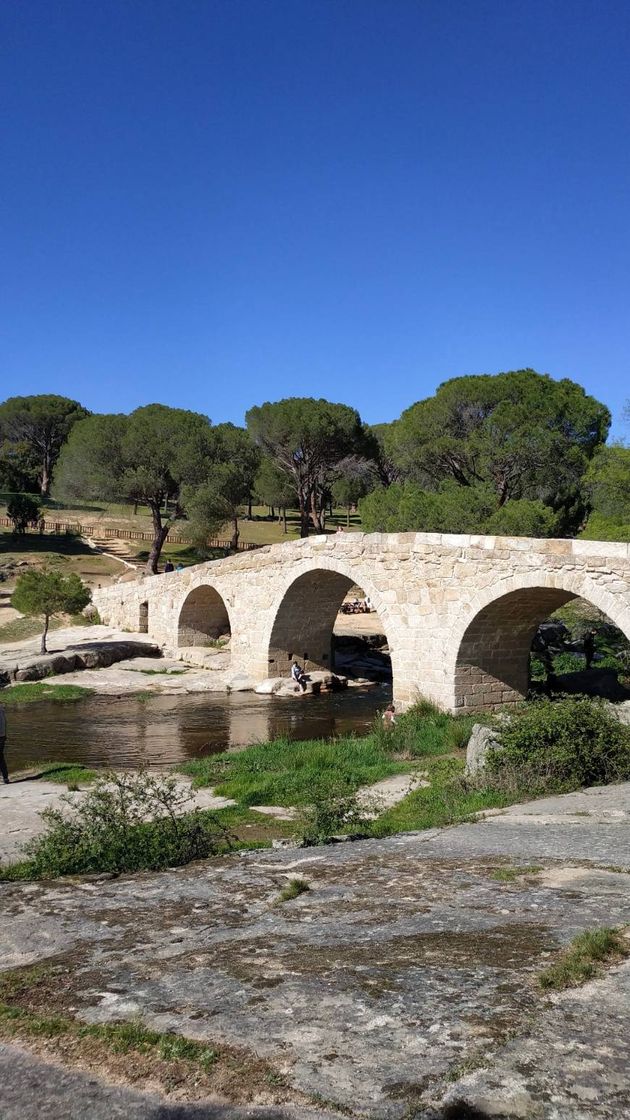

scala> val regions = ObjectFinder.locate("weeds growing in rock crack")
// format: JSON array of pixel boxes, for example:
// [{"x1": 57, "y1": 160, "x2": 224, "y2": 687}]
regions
[
  {"x1": 538, "y1": 927, "x2": 629, "y2": 990},
  {"x1": 277, "y1": 877, "x2": 310, "y2": 903}
]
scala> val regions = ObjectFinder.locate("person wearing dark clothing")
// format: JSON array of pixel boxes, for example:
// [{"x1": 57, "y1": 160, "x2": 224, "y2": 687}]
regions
[
  {"x1": 0, "y1": 702, "x2": 9, "y2": 783},
  {"x1": 164, "y1": 560, "x2": 175, "y2": 573},
  {"x1": 583, "y1": 630, "x2": 596, "y2": 670},
  {"x1": 291, "y1": 662, "x2": 308, "y2": 693}
]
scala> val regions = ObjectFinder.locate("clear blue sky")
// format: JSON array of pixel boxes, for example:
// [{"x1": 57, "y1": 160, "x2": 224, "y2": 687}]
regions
[{"x1": 1, "y1": 0, "x2": 629, "y2": 434}]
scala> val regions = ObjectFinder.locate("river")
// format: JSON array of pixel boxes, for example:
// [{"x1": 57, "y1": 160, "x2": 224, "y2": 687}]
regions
[{"x1": 7, "y1": 685, "x2": 392, "y2": 771}]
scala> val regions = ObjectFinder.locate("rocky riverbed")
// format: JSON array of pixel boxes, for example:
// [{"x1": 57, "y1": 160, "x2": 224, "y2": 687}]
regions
[{"x1": 0, "y1": 620, "x2": 390, "y2": 696}]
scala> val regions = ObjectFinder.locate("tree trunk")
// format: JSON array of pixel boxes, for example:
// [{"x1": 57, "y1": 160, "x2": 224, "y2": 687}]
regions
[
  {"x1": 230, "y1": 515, "x2": 240, "y2": 551},
  {"x1": 40, "y1": 614, "x2": 50, "y2": 654},
  {"x1": 346, "y1": 505, "x2": 350, "y2": 528},
  {"x1": 40, "y1": 456, "x2": 51, "y2": 497},
  {"x1": 247, "y1": 493, "x2": 252, "y2": 518},
  {"x1": 309, "y1": 490, "x2": 324, "y2": 532},
  {"x1": 146, "y1": 505, "x2": 170, "y2": 574},
  {"x1": 282, "y1": 507, "x2": 287, "y2": 534},
  {"x1": 298, "y1": 489, "x2": 309, "y2": 537}
]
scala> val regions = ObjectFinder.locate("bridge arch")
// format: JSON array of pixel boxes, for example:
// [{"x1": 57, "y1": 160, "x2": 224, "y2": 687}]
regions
[
  {"x1": 177, "y1": 584, "x2": 232, "y2": 648},
  {"x1": 448, "y1": 571, "x2": 630, "y2": 712},
  {"x1": 265, "y1": 558, "x2": 395, "y2": 685}
]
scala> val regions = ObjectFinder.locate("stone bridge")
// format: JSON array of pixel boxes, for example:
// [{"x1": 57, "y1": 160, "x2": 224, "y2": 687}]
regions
[{"x1": 92, "y1": 532, "x2": 630, "y2": 712}]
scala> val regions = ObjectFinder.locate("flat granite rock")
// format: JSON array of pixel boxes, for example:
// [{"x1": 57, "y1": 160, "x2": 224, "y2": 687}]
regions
[{"x1": 3, "y1": 782, "x2": 630, "y2": 1118}]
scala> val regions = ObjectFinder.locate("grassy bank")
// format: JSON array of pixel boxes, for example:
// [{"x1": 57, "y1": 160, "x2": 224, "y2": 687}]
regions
[
  {"x1": 180, "y1": 702, "x2": 478, "y2": 806},
  {"x1": 5, "y1": 697, "x2": 628, "y2": 882},
  {"x1": 1, "y1": 683, "x2": 95, "y2": 705},
  {"x1": 9, "y1": 761, "x2": 101, "y2": 784},
  {"x1": 369, "y1": 758, "x2": 516, "y2": 835}
]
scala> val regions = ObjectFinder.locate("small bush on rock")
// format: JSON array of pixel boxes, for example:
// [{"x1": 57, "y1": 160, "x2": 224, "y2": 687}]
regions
[
  {"x1": 297, "y1": 784, "x2": 374, "y2": 845},
  {"x1": 488, "y1": 696, "x2": 630, "y2": 789},
  {"x1": 17, "y1": 771, "x2": 234, "y2": 878}
]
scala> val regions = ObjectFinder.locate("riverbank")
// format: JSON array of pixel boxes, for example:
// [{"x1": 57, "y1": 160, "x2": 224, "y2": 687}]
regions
[{"x1": 0, "y1": 617, "x2": 389, "y2": 697}]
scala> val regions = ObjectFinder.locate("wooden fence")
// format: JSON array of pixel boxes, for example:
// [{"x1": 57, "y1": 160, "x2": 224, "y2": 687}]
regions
[{"x1": 0, "y1": 517, "x2": 260, "y2": 553}]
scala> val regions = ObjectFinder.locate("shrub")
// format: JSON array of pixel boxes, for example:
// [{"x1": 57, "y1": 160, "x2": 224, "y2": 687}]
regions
[
  {"x1": 552, "y1": 652, "x2": 586, "y2": 675},
  {"x1": 488, "y1": 696, "x2": 630, "y2": 788},
  {"x1": 15, "y1": 771, "x2": 234, "y2": 879},
  {"x1": 296, "y1": 784, "x2": 374, "y2": 845}
]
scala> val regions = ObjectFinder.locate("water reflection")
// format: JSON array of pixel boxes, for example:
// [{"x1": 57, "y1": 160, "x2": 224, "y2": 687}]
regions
[{"x1": 8, "y1": 685, "x2": 391, "y2": 771}]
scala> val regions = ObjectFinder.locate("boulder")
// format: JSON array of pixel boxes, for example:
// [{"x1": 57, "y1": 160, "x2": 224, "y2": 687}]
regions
[
  {"x1": 465, "y1": 724, "x2": 503, "y2": 776},
  {"x1": 226, "y1": 673, "x2": 255, "y2": 692},
  {"x1": 307, "y1": 671, "x2": 348, "y2": 691},
  {"x1": 2, "y1": 640, "x2": 162, "y2": 682},
  {"x1": 255, "y1": 677, "x2": 286, "y2": 695}
]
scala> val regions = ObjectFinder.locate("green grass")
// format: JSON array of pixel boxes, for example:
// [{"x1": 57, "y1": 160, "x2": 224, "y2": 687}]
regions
[
  {"x1": 277, "y1": 877, "x2": 310, "y2": 903},
  {"x1": 25, "y1": 762, "x2": 101, "y2": 784},
  {"x1": 181, "y1": 735, "x2": 414, "y2": 806},
  {"x1": 538, "y1": 928, "x2": 628, "y2": 990},
  {"x1": 490, "y1": 865, "x2": 543, "y2": 881},
  {"x1": 180, "y1": 701, "x2": 478, "y2": 809},
  {"x1": 0, "y1": 615, "x2": 66, "y2": 644},
  {"x1": 0, "y1": 960, "x2": 294, "y2": 1099},
  {"x1": 1, "y1": 683, "x2": 95, "y2": 705},
  {"x1": 368, "y1": 758, "x2": 517, "y2": 837},
  {"x1": 0, "y1": 613, "x2": 94, "y2": 644},
  {"x1": 0, "y1": 802, "x2": 294, "y2": 882},
  {"x1": 137, "y1": 668, "x2": 187, "y2": 675},
  {"x1": 0, "y1": 530, "x2": 123, "y2": 593},
  {"x1": 0, "y1": 969, "x2": 218, "y2": 1070}
]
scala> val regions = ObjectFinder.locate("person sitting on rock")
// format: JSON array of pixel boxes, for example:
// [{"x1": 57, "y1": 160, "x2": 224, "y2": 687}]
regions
[
  {"x1": 291, "y1": 661, "x2": 308, "y2": 693},
  {"x1": 164, "y1": 560, "x2": 174, "y2": 573}
]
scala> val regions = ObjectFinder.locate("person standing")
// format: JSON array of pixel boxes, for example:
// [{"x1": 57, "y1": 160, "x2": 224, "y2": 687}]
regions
[
  {"x1": 382, "y1": 703, "x2": 396, "y2": 728},
  {"x1": 583, "y1": 629, "x2": 596, "y2": 670},
  {"x1": 0, "y1": 699, "x2": 9, "y2": 784}
]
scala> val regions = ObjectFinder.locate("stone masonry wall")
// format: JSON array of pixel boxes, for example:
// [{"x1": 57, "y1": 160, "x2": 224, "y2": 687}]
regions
[{"x1": 93, "y1": 532, "x2": 630, "y2": 713}]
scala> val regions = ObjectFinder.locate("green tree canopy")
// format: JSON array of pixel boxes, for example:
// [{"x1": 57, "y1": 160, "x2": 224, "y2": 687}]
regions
[
  {"x1": 332, "y1": 461, "x2": 375, "y2": 527},
  {"x1": 369, "y1": 423, "x2": 400, "y2": 486},
  {"x1": 11, "y1": 569, "x2": 91, "y2": 653},
  {"x1": 6, "y1": 494, "x2": 41, "y2": 536},
  {"x1": 581, "y1": 444, "x2": 630, "y2": 541},
  {"x1": 254, "y1": 457, "x2": 296, "y2": 532},
  {"x1": 55, "y1": 405, "x2": 214, "y2": 573},
  {"x1": 0, "y1": 395, "x2": 89, "y2": 496},
  {"x1": 359, "y1": 481, "x2": 559, "y2": 537},
  {"x1": 583, "y1": 445, "x2": 630, "y2": 522},
  {"x1": 387, "y1": 370, "x2": 609, "y2": 534},
  {"x1": 246, "y1": 398, "x2": 372, "y2": 535},
  {"x1": 181, "y1": 424, "x2": 260, "y2": 551},
  {"x1": 254, "y1": 457, "x2": 295, "y2": 510}
]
